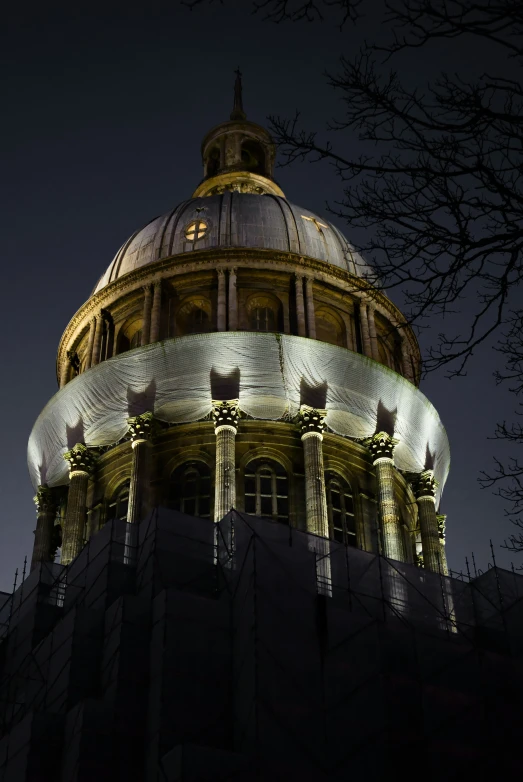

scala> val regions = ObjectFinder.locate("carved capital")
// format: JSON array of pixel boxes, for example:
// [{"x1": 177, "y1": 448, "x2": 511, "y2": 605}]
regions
[
  {"x1": 66, "y1": 350, "x2": 80, "y2": 372},
  {"x1": 415, "y1": 469, "x2": 438, "y2": 500},
  {"x1": 34, "y1": 484, "x2": 57, "y2": 514},
  {"x1": 212, "y1": 399, "x2": 240, "y2": 429},
  {"x1": 212, "y1": 399, "x2": 240, "y2": 431},
  {"x1": 360, "y1": 431, "x2": 399, "y2": 463},
  {"x1": 127, "y1": 411, "x2": 157, "y2": 444},
  {"x1": 437, "y1": 514, "x2": 446, "y2": 541},
  {"x1": 63, "y1": 443, "x2": 98, "y2": 475},
  {"x1": 298, "y1": 405, "x2": 327, "y2": 438}
]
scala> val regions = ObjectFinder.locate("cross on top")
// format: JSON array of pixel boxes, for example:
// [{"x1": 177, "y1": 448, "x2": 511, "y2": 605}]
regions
[{"x1": 301, "y1": 215, "x2": 327, "y2": 233}]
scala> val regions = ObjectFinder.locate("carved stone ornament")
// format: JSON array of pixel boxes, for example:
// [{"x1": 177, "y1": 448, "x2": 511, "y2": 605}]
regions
[
  {"x1": 33, "y1": 484, "x2": 56, "y2": 514},
  {"x1": 127, "y1": 412, "x2": 157, "y2": 444},
  {"x1": 298, "y1": 405, "x2": 327, "y2": 437},
  {"x1": 415, "y1": 469, "x2": 439, "y2": 499},
  {"x1": 437, "y1": 514, "x2": 447, "y2": 541},
  {"x1": 212, "y1": 399, "x2": 240, "y2": 430},
  {"x1": 63, "y1": 443, "x2": 98, "y2": 474},
  {"x1": 360, "y1": 431, "x2": 399, "y2": 463}
]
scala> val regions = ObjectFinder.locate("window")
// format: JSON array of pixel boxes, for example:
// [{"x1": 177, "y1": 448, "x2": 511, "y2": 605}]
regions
[
  {"x1": 185, "y1": 220, "x2": 208, "y2": 242},
  {"x1": 315, "y1": 310, "x2": 344, "y2": 347},
  {"x1": 326, "y1": 473, "x2": 356, "y2": 546},
  {"x1": 187, "y1": 307, "x2": 210, "y2": 334},
  {"x1": 244, "y1": 459, "x2": 289, "y2": 523},
  {"x1": 176, "y1": 297, "x2": 212, "y2": 336},
  {"x1": 106, "y1": 481, "x2": 130, "y2": 522},
  {"x1": 169, "y1": 462, "x2": 211, "y2": 519},
  {"x1": 250, "y1": 307, "x2": 275, "y2": 332}
]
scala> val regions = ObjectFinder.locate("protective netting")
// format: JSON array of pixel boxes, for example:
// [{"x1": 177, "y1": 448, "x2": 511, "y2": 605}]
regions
[{"x1": 28, "y1": 333, "x2": 450, "y2": 499}]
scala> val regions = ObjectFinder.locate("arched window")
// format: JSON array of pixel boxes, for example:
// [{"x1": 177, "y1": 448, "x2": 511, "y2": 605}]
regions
[
  {"x1": 169, "y1": 462, "x2": 211, "y2": 519},
  {"x1": 250, "y1": 307, "x2": 275, "y2": 332},
  {"x1": 326, "y1": 473, "x2": 356, "y2": 546},
  {"x1": 315, "y1": 309, "x2": 345, "y2": 347},
  {"x1": 244, "y1": 459, "x2": 289, "y2": 523},
  {"x1": 240, "y1": 140, "x2": 266, "y2": 175},
  {"x1": 187, "y1": 307, "x2": 210, "y2": 334},
  {"x1": 118, "y1": 317, "x2": 143, "y2": 355},
  {"x1": 246, "y1": 295, "x2": 280, "y2": 333},
  {"x1": 177, "y1": 298, "x2": 212, "y2": 336},
  {"x1": 106, "y1": 481, "x2": 130, "y2": 523}
]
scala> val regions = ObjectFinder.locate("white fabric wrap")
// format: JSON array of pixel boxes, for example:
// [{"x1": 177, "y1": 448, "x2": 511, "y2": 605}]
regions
[{"x1": 29, "y1": 333, "x2": 450, "y2": 502}]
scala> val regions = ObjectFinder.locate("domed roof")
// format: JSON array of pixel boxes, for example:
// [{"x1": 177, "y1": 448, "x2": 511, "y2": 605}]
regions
[{"x1": 93, "y1": 193, "x2": 371, "y2": 293}]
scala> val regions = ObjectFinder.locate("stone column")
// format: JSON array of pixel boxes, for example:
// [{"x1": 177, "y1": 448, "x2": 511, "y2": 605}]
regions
[
  {"x1": 304, "y1": 277, "x2": 316, "y2": 339},
  {"x1": 212, "y1": 400, "x2": 239, "y2": 521},
  {"x1": 141, "y1": 285, "x2": 153, "y2": 346},
  {"x1": 127, "y1": 412, "x2": 156, "y2": 525},
  {"x1": 228, "y1": 268, "x2": 238, "y2": 330},
  {"x1": 31, "y1": 485, "x2": 57, "y2": 570},
  {"x1": 298, "y1": 406, "x2": 330, "y2": 594},
  {"x1": 217, "y1": 270, "x2": 226, "y2": 331},
  {"x1": 359, "y1": 302, "x2": 372, "y2": 358},
  {"x1": 437, "y1": 514, "x2": 449, "y2": 575},
  {"x1": 367, "y1": 306, "x2": 379, "y2": 361},
  {"x1": 149, "y1": 282, "x2": 162, "y2": 344},
  {"x1": 90, "y1": 314, "x2": 103, "y2": 367},
  {"x1": 61, "y1": 444, "x2": 98, "y2": 565},
  {"x1": 362, "y1": 432, "x2": 405, "y2": 561},
  {"x1": 84, "y1": 317, "x2": 96, "y2": 371},
  {"x1": 410, "y1": 469, "x2": 441, "y2": 573},
  {"x1": 298, "y1": 406, "x2": 328, "y2": 538},
  {"x1": 295, "y1": 274, "x2": 306, "y2": 337}
]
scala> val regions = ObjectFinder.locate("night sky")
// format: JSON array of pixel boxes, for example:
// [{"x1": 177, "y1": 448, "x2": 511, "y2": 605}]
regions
[{"x1": 0, "y1": 2, "x2": 517, "y2": 590}]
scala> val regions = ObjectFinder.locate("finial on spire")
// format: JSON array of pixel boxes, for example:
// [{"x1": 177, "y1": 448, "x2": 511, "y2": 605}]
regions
[{"x1": 230, "y1": 67, "x2": 246, "y2": 121}]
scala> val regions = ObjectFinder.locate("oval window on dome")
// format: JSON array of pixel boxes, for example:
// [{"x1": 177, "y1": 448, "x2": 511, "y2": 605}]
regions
[{"x1": 185, "y1": 220, "x2": 208, "y2": 242}]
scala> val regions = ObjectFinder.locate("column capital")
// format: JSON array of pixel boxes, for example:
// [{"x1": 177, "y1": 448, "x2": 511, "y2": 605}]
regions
[
  {"x1": 217, "y1": 268, "x2": 225, "y2": 277},
  {"x1": 212, "y1": 399, "x2": 240, "y2": 432},
  {"x1": 295, "y1": 272, "x2": 304, "y2": 281},
  {"x1": 414, "y1": 468, "x2": 438, "y2": 501},
  {"x1": 66, "y1": 350, "x2": 80, "y2": 373},
  {"x1": 437, "y1": 513, "x2": 446, "y2": 541},
  {"x1": 34, "y1": 484, "x2": 57, "y2": 514},
  {"x1": 127, "y1": 411, "x2": 157, "y2": 446},
  {"x1": 360, "y1": 431, "x2": 399, "y2": 463},
  {"x1": 142, "y1": 283, "x2": 153, "y2": 295},
  {"x1": 298, "y1": 405, "x2": 327, "y2": 439},
  {"x1": 63, "y1": 443, "x2": 98, "y2": 475}
]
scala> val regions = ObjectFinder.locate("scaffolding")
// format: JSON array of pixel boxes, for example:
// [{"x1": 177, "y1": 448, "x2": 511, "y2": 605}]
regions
[{"x1": 0, "y1": 510, "x2": 522, "y2": 781}]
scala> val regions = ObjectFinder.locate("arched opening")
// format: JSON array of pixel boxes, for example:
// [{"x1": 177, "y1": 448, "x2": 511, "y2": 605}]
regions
[
  {"x1": 176, "y1": 297, "x2": 213, "y2": 336},
  {"x1": 206, "y1": 146, "x2": 220, "y2": 177},
  {"x1": 169, "y1": 462, "x2": 212, "y2": 519},
  {"x1": 326, "y1": 472, "x2": 357, "y2": 546},
  {"x1": 244, "y1": 458, "x2": 289, "y2": 523},
  {"x1": 117, "y1": 317, "x2": 143, "y2": 355},
  {"x1": 315, "y1": 309, "x2": 345, "y2": 347},
  {"x1": 106, "y1": 481, "x2": 131, "y2": 523},
  {"x1": 246, "y1": 294, "x2": 281, "y2": 333},
  {"x1": 376, "y1": 315, "x2": 402, "y2": 372},
  {"x1": 240, "y1": 140, "x2": 266, "y2": 175}
]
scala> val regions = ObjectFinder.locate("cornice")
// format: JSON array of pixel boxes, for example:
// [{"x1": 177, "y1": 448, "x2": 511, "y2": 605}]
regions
[{"x1": 56, "y1": 247, "x2": 421, "y2": 380}]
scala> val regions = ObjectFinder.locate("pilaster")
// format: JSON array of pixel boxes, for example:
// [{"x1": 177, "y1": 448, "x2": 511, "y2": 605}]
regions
[
  {"x1": 149, "y1": 282, "x2": 162, "y2": 343},
  {"x1": 228, "y1": 268, "x2": 238, "y2": 330},
  {"x1": 217, "y1": 270, "x2": 226, "y2": 331},
  {"x1": 90, "y1": 313, "x2": 103, "y2": 367},
  {"x1": 304, "y1": 277, "x2": 316, "y2": 339},
  {"x1": 367, "y1": 306, "x2": 379, "y2": 361},
  {"x1": 359, "y1": 302, "x2": 372, "y2": 358},
  {"x1": 141, "y1": 285, "x2": 153, "y2": 346},
  {"x1": 295, "y1": 274, "x2": 306, "y2": 338}
]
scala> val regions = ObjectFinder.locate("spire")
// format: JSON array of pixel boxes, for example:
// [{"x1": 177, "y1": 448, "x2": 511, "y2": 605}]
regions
[{"x1": 230, "y1": 67, "x2": 246, "y2": 121}]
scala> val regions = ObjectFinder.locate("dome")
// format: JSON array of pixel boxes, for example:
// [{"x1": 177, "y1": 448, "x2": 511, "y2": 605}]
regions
[{"x1": 93, "y1": 193, "x2": 372, "y2": 293}]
